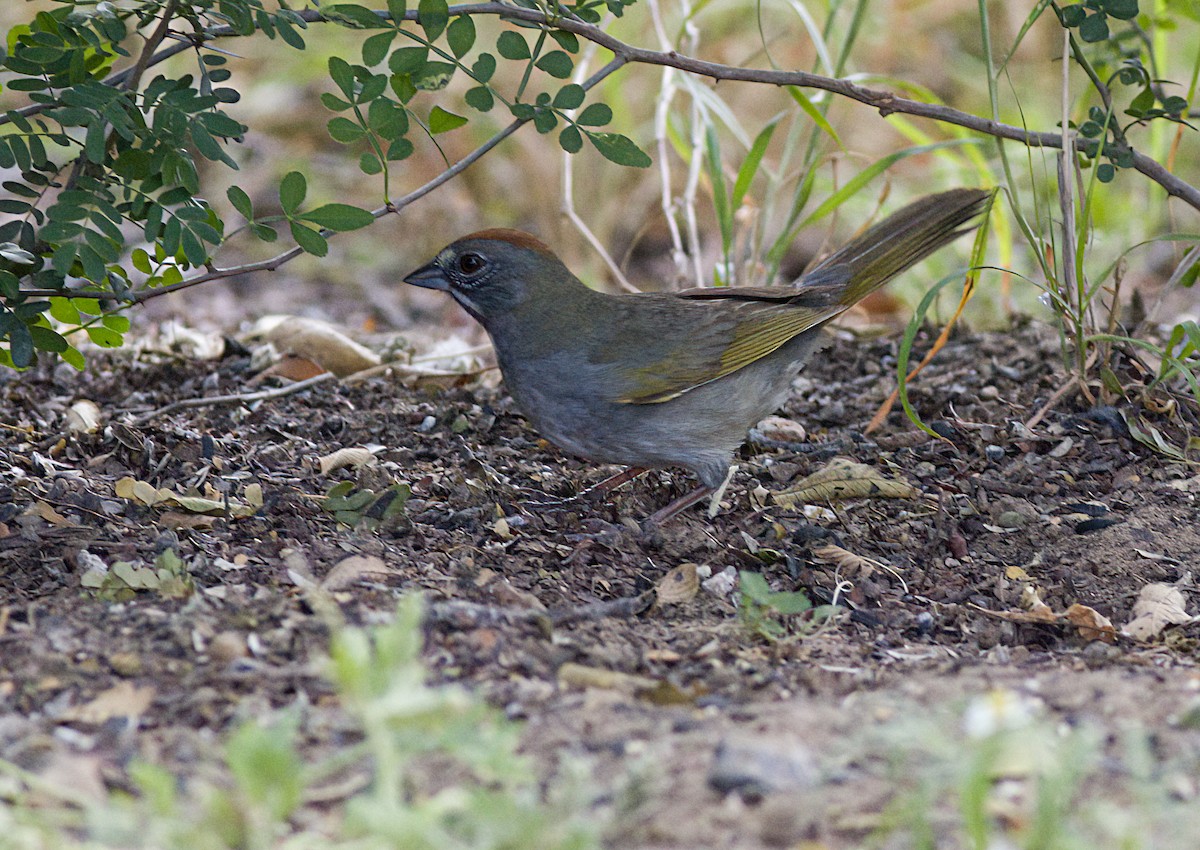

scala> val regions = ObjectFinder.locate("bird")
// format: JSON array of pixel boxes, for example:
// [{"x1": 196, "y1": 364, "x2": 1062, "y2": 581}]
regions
[{"x1": 404, "y1": 188, "x2": 992, "y2": 524}]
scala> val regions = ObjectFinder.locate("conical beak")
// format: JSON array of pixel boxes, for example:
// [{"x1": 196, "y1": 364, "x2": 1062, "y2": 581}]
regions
[{"x1": 403, "y1": 262, "x2": 450, "y2": 291}]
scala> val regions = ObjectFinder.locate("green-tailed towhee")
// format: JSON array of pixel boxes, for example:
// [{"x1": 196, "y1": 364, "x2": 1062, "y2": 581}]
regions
[{"x1": 404, "y1": 188, "x2": 992, "y2": 523}]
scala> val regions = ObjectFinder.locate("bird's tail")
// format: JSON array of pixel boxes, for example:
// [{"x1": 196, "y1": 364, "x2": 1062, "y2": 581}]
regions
[{"x1": 810, "y1": 187, "x2": 994, "y2": 308}]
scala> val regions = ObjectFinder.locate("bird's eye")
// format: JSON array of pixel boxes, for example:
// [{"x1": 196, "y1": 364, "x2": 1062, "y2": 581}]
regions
[{"x1": 457, "y1": 252, "x2": 486, "y2": 276}]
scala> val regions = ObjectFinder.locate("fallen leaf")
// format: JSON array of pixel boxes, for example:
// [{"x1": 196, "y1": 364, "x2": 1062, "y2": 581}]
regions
[
  {"x1": 1064, "y1": 603, "x2": 1117, "y2": 643},
  {"x1": 62, "y1": 682, "x2": 156, "y2": 724},
  {"x1": 656, "y1": 563, "x2": 699, "y2": 605},
  {"x1": 317, "y1": 447, "x2": 377, "y2": 475},
  {"x1": 320, "y1": 555, "x2": 391, "y2": 591},
  {"x1": 773, "y1": 457, "x2": 919, "y2": 507},
  {"x1": 251, "y1": 315, "x2": 381, "y2": 377},
  {"x1": 1124, "y1": 583, "x2": 1193, "y2": 641},
  {"x1": 65, "y1": 399, "x2": 102, "y2": 434},
  {"x1": 1019, "y1": 585, "x2": 1058, "y2": 622},
  {"x1": 254, "y1": 354, "x2": 328, "y2": 382},
  {"x1": 30, "y1": 501, "x2": 74, "y2": 527}
]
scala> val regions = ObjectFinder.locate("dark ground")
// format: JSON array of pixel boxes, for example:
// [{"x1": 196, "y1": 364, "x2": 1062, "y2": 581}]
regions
[{"x1": 3, "y1": 318, "x2": 1200, "y2": 847}]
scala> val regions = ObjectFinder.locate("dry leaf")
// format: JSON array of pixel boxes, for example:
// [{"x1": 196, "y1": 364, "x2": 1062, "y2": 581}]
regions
[
  {"x1": 490, "y1": 578, "x2": 546, "y2": 610},
  {"x1": 30, "y1": 501, "x2": 74, "y2": 527},
  {"x1": 1005, "y1": 565, "x2": 1032, "y2": 581},
  {"x1": 1019, "y1": 586, "x2": 1058, "y2": 622},
  {"x1": 773, "y1": 457, "x2": 919, "y2": 507},
  {"x1": 160, "y1": 511, "x2": 216, "y2": 530},
  {"x1": 813, "y1": 543, "x2": 880, "y2": 578},
  {"x1": 62, "y1": 682, "x2": 156, "y2": 723},
  {"x1": 557, "y1": 662, "x2": 659, "y2": 695},
  {"x1": 1124, "y1": 583, "x2": 1193, "y2": 641},
  {"x1": 317, "y1": 447, "x2": 377, "y2": 475},
  {"x1": 320, "y1": 555, "x2": 390, "y2": 591},
  {"x1": 251, "y1": 315, "x2": 381, "y2": 377},
  {"x1": 65, "y1": 399, "x2": 102, "y2": 434},
  {"x1": 254, "y1": 354, "x2": 328, "y2": 382},
  {"x1": 656, "y1": 563, "x2": 700, "y2": 605},
  {"x1": 1064, "y1": 603, "x2": 1117, "y2": 643}
]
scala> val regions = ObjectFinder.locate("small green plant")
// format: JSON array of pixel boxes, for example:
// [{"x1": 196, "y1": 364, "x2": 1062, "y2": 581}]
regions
[
  {"x1": 0, "y1": 595, "x2": 598, "y2": 849},
  {"x1": 737, "y1": 570, "x2": 817, "y2": 642},
  {"x1": 321, "y1": 480, "x2": 412, "y2": 529}
]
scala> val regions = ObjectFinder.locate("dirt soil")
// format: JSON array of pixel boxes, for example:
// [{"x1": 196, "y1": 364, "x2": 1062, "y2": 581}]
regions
[{"x1": 3, "y1": 317, "x2": 1200, "y2": 848}]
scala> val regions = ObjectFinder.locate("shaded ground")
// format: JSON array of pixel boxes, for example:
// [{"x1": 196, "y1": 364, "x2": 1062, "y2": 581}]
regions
[{"x1": 3, "y1": 319, "x2": 1200, "y2": 847}]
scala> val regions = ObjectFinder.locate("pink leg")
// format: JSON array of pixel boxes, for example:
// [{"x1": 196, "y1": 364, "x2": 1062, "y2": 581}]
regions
[{"x1": 645, "y1": 485, "x2": 715, "y2": 526}]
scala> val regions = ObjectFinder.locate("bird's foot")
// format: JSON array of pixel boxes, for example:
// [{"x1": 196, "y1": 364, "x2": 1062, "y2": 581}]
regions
[{"x1": 523, "y1": 467, "x2": 648, "y2": 514}]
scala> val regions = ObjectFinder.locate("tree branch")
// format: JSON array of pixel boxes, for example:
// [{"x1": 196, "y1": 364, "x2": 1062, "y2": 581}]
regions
[{"x1": 12, "y1": 2, "x2": 1200, "y2": 303}]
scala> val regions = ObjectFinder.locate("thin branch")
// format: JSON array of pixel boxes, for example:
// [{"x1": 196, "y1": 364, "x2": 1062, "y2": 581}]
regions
[{"x1": 132, "y1": 371, "x2": 337, "y2": 424}]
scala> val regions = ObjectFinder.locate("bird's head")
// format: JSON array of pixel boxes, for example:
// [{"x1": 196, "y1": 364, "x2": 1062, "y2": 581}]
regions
[{"x1": 404, "y1": 229, "x2": 578, "y2": 326}]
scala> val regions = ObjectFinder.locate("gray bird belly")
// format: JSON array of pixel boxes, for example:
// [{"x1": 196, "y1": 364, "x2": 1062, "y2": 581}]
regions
[{"x1": 497, "y1": 332, "x2": 821, "y2": 487}]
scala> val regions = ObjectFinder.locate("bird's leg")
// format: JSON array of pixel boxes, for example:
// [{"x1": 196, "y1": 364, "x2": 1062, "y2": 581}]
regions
[
  {"x1": 525, "y1": 466, "x2": 648, "y2": 512},
  {"x1": 644, "y1": 465, "x2": 736, "y2": 526},
  {"x1": 644, "y1": 485, "x2": 715, "y2": 526}
]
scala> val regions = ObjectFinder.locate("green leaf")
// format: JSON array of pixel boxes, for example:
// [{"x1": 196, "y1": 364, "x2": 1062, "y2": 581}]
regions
[
  {"x1": 386, "y1": 0, "x2": 407, "y2": 23},
  {"x1": 446, "y1": 15, "x2": 475, "y2": 58},
  {"x1": 84, "y1": 120, "x2": 106, "y2": 163},
  {"x1": 428, "y1": 106, "x2": 468, "y2": 134},
  {"x1": 290, "y1": 221, "x2": 329, "y2": 256},
  {"x1": 386, "y1": 137, "x2": 414, "y2": 160},
  {"x1": 362, "y1": 30, "x2": 395, "y2": 66},
  {"x1": 553, "y1": 84, "x2": 585, "y2": 110},
  {"x1": 359, "y1": 152, "x2": 383, "y2": 174},
  {"x1": 704, "y1": 125, "x2": 731, "y2": 250},
  {"x1": 7, "y1": 323, "x2": 33, "y2": 367},
  {"x1": 61, "y1": 344, "x2": 85, "y2": 370},
  {"x1": 299, "y1": 203, "x2": 375, "y2": 231},
  {"x1": 465, "y1": 86, "x2": 494, "y2": 112},
  {"x1": 786, "y1": 86, "x2": 844, "y2": 151},
  {"x1": 328, "y1": 57, "x2": 356, "y2": 98},
  {"x1": 227, "y1": 185, "x2": 254, "y2": 220},
  {"x1": 536, "y1": 50, "x2": 573, "y2": 79},
  {"x1": 1059, "y1": 4, "x2": 1086, "y2": 26},
  {"x1": 533, "y1": 108, "x2": 557, "y2": 134},
  {"x1": 1127, "y1": 87, "x2": 1154, "y2": 117},
  {"x1": 1079, "y1": 12, "x2": 1110, "y2": 42},
  {"x1": 85, "y1": 325, "x2": 124, "y2": 348},
  {"x1": 321, "y1": 92, "x2": 353, "y2": 112},
  {"x1": 586, "y1": 132, "x2": 651, "y2": 167},
  {"x1": 1101, "y1": 0, "x2": 1138, "y2": 20},
  {"x1": 576, "y1": 102, "x2": 612, "y2": 126},
  {"x1": 417, "y1": 0, "x2": 448, "y2": 40},
  {"x1": 389, "y1": 46, "x2": 428, "y2": 75},
  {"x1": 1097, "y1": 162, "x2": 1116, "y2": 182},
  {"x1": 497, "y1": 31, "x2": 530, "y2": 60},
  {"x1": 559, "y1": 124, "x2": 582, "y2": 153},
  {"x1": 101, "y1": 313, "x2": 131, "y2": 332},
  {"x1": 731, "y1": 118, "x2": 778, "y2": 212},
  {"x1": 549, "y1": 30, "x2": 579, "y2": 53},
  {"x1": 413, "y1": 61, "x2": 455, "y2": 91},
  {"x1": 324, "y1": 4, "x2": 387, "y2": 28},
  {"x1": 279, "y1": 171, "x2": 306, "y2": 215},
  {"x1": 367, "y1": 98, "x2": 408, "y2": 136},
  {"x1": 328, "y1": 116, "x2": 367, "y2": 143},
  {"x1": 472, "y1": 52, "x2": 496, "y2": 83},
  {"x1": 50, "y1": 297, "x2": 82, "y2": 325}
]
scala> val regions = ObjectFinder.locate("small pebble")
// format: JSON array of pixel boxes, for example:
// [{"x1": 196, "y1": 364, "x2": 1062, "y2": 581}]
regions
[
  {"x1": 980, "y1": 385, "x2": 1001, "y2": 400},
  {"x1": 996, "y1": 510, "x2": 1026, "y2": 529},
  {"x1": 418, "y1": 415, "x2": 437, "y2": 432},
  {"x1": 985, "y1": 444, "x2": 1005, "y2": 462}
]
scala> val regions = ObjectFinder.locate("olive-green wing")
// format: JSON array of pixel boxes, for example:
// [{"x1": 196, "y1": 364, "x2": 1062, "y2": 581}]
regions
[{"x1": 614, "y1": 296, "x2": 840, "y2": 404}]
